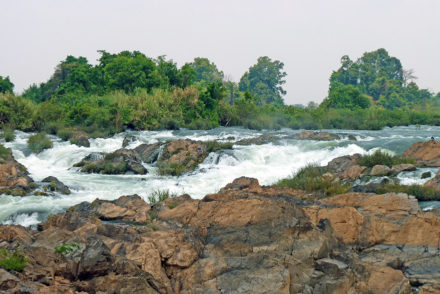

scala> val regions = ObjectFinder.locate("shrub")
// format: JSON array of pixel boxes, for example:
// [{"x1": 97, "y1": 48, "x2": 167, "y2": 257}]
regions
[
  {"x1": 205, "y1": 140, "x2": 233, "y2": 152},
  {"x1": 2, "y1": 128, "x2": 15, "y2": 142},
  {"x1": 157, "y1": 162, "x2": 187, "y2": 176},
  {"x1": 0, "y1": 248, "x2": 27, "y2": 272},
  {"x1": 357, "y1": 150, "x2": 415, "y2": 167},
  {"x1": 54, "y1": 243, "x2": 81, "y2": 255},
  {"x1": 375, "y1": 184, "x2": 440, "y2": 201},
  {"x1": 275, "y1": 164, "x2": 351, "y2": 197},
  {"x1": 148, "y1": 189, "x2": 177, "y2": 204},
  {"x1": 27, "y1": 132, "x2": 53, "y2": 153},
  {"x1": 0, "y1": 144, "x2": 10, "y2": 160},
  {"x1": 57, "y1": 128, "x2": 74, "y2": 141}
]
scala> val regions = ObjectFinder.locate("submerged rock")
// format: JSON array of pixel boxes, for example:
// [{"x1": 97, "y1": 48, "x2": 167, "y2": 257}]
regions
[
  {"x1": 2, "y1": 177, "x2": 439, "y2": 293},
  {"x1": 41, "y1": 176, "x2": 71, "y2": 195},
  {"x1": 403, "y1": 141, "x2": 440, "y2": 166}
]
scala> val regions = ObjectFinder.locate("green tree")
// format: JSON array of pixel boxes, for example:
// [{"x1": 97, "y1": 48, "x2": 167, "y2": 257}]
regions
[
  {"x1": 190, "y1": 57, "x2": 224, "y2": 84},
  {"x1": 322, "y1": 82, "x2": 371, "y2": 110},
  {"x1": 0, "y1": 76, "x2": 14, "y2": 94},
  {"x1": 239, "y1": 56, "x2": 287, "y2": 105}
]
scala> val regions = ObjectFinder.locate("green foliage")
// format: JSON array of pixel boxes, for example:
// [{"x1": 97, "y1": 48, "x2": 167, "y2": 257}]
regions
[
  {"x1": 275, "y1": 164, "x2": 351, "y2": 197},
  {"x1": 2, "y1": 128, "x2": 15, "y2": 142},
  {"x1": 239, "y1": 56, "x2": 287, "y2": 105},
  {"x1": 322, "y1": 83, "x2": 371, "y2": 110},
  {"x1": 0, "y1": 248, "x2": 27, "y2": 272},
  {"x1": 57, "y1": 128, "x2": 74, "y2": 140},
  {"x1": 189, "y1": 57, "x2": 224, "y2": 84},
  {"x1": 0, "y1": 93, "x2": 36, "y2": 130},
  {"x1": 0, "y1": 144, "x2": 10, "y2": 160},
  {"x1": 27, "y1": 132, "x2": 53, "y2": 153},
  {"x1": 157, "y1": 162, "x2": 187, "y2": 176},
  {"x1": 148, "y1": 189, "x2": 177, "y2": 204},
  {"x1": 0, "y1": 76, "x2": 14, "y2": 94},
  {"x1": 54, "y1": 243, "x2": 81, "y2": 255},
  {"x1": 375, "y1": 184, "x2": 440, "y2": 201},
  {"x1": 204, "y1": 140, "x2": 233, "y2": 152},
  {"x1": 357, "y1": 150, "x2": 415, "y2": 167}
]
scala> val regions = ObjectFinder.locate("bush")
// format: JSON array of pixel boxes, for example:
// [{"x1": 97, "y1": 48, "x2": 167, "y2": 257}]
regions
[
  {"x1": 27, "y1": 132, "x2": 53, "y2": 153},
  {"x1": 0, "y1": 248, "x2": 27, "y2": 272},
  {"x1": 57, "y1": 128, "x2": 74, "y2": 141},
  {"x1": 157, "y1": 162, "x2": 187, "y2": 176},
  {"x1": 2, "y1": 128, "x2": 15, "y2": 142},
  {"x1": 148, "y1": 189, "x2": 177, "y2": 204},
  {"x1": 0, "y1": 144, "x2": 10, "y2": 160},
  {"x1": 205, "y1": 140, "x2": 233, "y2": 152},
  {"x1": 275, "y1": 164, "x2": 351, "y2": 197},
  {"x1": 54, "y1": 243, "x2": 80, "y2": 255},
  {"x1": 357, "y1": 150, "x2": 415, "y2": 167}
]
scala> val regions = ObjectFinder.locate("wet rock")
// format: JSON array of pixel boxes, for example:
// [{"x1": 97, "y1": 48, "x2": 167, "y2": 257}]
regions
[
  {"x1": 403, "y1": 141, "x2": 440, "y2": 166},
  {"x1": 421, "y1": 171, "x2": 432, "y2": 179},
  {"x1": 134, "y1": 142, "x2": 163, "y2": 163},
  {"x1": 370, "y1": 164, "x2": 392, "y2": 176},
  {"x1": 0, "y1": 147, "x2": 36, "y2": 196},
  {"x1": 327, "y1": 154, "x2": 361, "y2": 174},
  {"x1": 41, "y1": 176, "x2": 71, "y2": 195},
  {"x1": 348, "y1": 134, "x2": 357, "y2": 141},
  {"x1": 235, "y1": 134, "x2": 279, "y2": 145},
  {"x1": 392, "y1": 164, "x2": 416, "y2": 173},
  {"x1": 122, "y1": 134, "x2": 136, "y2": 148},
  {"x1": 296, "y1": 130, "x2": 340, "y2": 141},
  {"x1": 69, "y1": 131, "x2": 90, "y2": 147}
]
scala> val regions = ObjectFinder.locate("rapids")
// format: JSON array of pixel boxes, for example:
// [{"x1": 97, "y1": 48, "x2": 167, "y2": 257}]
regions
[{"x1": 1, "y1": 125, "x2": 440, "y2": 227}]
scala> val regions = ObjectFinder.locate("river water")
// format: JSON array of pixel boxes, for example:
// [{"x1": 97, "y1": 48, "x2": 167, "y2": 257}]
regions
[{"x1": 1, "y1": 125, "x2": 440, "y2": 227}]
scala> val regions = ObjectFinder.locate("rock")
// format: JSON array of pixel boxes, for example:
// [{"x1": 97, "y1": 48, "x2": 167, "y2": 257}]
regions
[
  {"x1": 157, "y1": 139, "x2": 208, "y2": 175},
  {"x1": 370, "y1": 164, "x2": 392, "y2": 176},
  {"x1": 296, "y1": 130, "x2": 340, "y2": 141},
  {"x1": 402, "y1": 141, "x2": 440, "y2": 166},
  {"x1": 348, "y1": 134, "x2": 357, "y2": 141},
  {"x1": 235, "y1": 134, "x2": 279, "y2": 145},
  {"x1": 0, "y1": 147, "x2": 36, "y2": 196},
  {"x1": 134, "y1": 142, "x2": 163, "y2": 163},
  {"x1": 424, "y1": 170, "x2": 440, "y2": 191},
  {"x1": 366, "y1": 265, "x2": 411, "y2": 294},
  {"x1": 342, "y1": 165, "x2": 366, "y2": 179},
  {"x1": 422, "y1": 171, "x2": 432, "y2": 179},
  {"x1": 41, "y1": 176, "x2": 71, "y2": 195},
  {"x1": 392, "y1": 164, "x2": 416, "y2": 173},
  {"x1": 419, "y1": 284, "x2": 440, "y2": 294},
  {"x1": 69, "y1": 131, "x2": 90, "y2": 147},
  {"x1": 327, "y1": 154, "x2": 362, "y2": 174},
  {"x1": 122, "y1": 135, "x2": 136, "y2": 148}
]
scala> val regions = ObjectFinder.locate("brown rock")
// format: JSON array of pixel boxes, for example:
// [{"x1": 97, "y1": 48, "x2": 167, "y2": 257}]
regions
[
  {"x1": 402, "y1": 141, "x2": 440, "y2": 166},
  {"x1": 419, "y1": 284, "x2": 440, "y2": 294},
  {"x1": 0, "y1": 147, "x2": 36, "y2": 196},
  {"x1": 296, "y1": 130, "x2": 340, "y2": 141},
  {"x1": 367, "y1": 266, "x2": 411, "y2": 294},
  {"x1": 370, "y1": 164, "x2": 392, "y2": 176},
  {"x1": 391, "y1": 163, "x2": 416, "y2": 173},
  {"x1": 342, "y1": 165, "x2": 366, "y2": 179}
]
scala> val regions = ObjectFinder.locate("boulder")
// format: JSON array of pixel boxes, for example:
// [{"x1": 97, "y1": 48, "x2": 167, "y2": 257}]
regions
[
  {"x1": 370, "y1": 164, "x2": 392, "y2": 176},
  {"x1": 296, "y1": 130, "x2": 340, "y2": 141},
  {"x1": 402, "y1": 141, "x2": 440, "y2": 166},
  {"x1": 342, "y1": 165, "x2": 366, "y2": 179},
  {"x1": 41, "y1": 176, "x2": 71, "y2": 195},
  {"x1": 391, "y1": 164, "x2": 416, "y2": 173},
  {"x1": 327, "y1": 154, "x2": 361, "y2": 174},
  {"x1": 0, "y1": 147, "x2": 36, "y2": 196},
  {"x1": 70, "y1": 131, "x2": 90, "y2": 147},
  {"x1": 235, "y1": 134, "x2": 280, "y2": 145}
]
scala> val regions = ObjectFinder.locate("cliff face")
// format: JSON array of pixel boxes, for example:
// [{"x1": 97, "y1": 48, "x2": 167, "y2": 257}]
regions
[{"x1": 1, "y1": 177, "x2": 439, "y2": 293}]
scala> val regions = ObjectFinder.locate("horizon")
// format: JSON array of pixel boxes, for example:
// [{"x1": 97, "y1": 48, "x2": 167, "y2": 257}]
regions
[{"x1": 1, "y1": 0, "x2": 439, "y2": 104}]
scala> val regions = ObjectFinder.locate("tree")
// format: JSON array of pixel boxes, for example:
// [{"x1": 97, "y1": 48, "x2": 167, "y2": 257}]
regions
[
  {"x1": 322, "y1": 82, "x2": 370, "y2": 110},
  {"x1": 0, "y1": 76, "x2": 14, "y2": 94},
  {"x1": 239, "y1": 56, "x2": 287, "y2": 105},
  {"x1": 189, "y1": 57, "x2": 224, "y2": 84}
]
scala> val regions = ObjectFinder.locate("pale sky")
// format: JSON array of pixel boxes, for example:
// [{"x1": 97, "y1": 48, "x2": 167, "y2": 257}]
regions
[{"x1": 1, "y1": 0, "x2": 439, "y2": 104}]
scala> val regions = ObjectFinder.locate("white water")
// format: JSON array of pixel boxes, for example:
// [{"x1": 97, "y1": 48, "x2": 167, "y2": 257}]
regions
[{"x1": 1, "y1": 126, "x2": 440, "y2": 225}]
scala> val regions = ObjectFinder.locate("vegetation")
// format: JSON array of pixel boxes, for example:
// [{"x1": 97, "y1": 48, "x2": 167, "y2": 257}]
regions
[
  {"x1": 357, "y1": 150, "x2": 415, "y2": 167},
  {"x1": 0, "y1": 48, "x2": 437, "y2": 138},
  {"x1": 275, "y1": 164, "x2": 351, "y2": 197},
  {"x1": 2, "y1": 128, "x2": 15, "y2": 142},
  {"x1": 0, "y1": 144, "x2": 10, "y2": 160},
  {"x1": 375, "y1": 184, "x2": 440, "y2": 201},
  {"x1": 54, "y1": 243, "x2": 81, "y2": 255},
  {"x1": 0, "y1": 248, "x2": 27, "y2": 272},
  {"x1": 148, "y1": 189, "x2": 177, "y2": 204},
  {"x1": 205, "y1": 140, "x2": 234, "y2": 152},
  {"x1": 27, "y1": 132, "x2": 53, "y2": 153}
]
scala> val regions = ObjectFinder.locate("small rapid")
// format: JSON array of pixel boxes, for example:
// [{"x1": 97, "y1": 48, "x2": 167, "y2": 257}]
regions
[{"x1": 1, "y1": 125, "x2": 439, "y2": 225}]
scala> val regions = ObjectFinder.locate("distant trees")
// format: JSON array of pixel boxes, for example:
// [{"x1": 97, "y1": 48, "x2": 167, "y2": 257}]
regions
[
  {"x1": 322, "y1": 82, "x2": 370, "y2": 110},
  {"x1": 325, "y1": 48, "x2": 434, "y2": 110},
  {"x1": 239, "y1": 56, "x2": 287, "y2": 106},
  {"x1": 0, "y1": 76, "x2": 14, "y2": 94},
  {"x1": 189, "y1": 57, "x2": 224, "y2": 84}
]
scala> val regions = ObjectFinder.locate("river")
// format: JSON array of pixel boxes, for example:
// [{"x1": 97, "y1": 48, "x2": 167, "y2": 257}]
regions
[{"x1": 1, "y1": 125, "x2": 439, "y2": 227}]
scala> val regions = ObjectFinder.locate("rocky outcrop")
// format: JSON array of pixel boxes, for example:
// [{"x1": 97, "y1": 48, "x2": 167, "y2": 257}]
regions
[
  {"x1": 41, "y1": 176, "x2": 71, "y2": 195},
  {"x1": 0, "y1": 147, "x2": 36, "y2": 196},
  {"x1": 424, "y1": 169, "x2": 440, "y2": 191},
  {"x1": 3, "y1": 177, "x2": 438, "y2": 293},
  {"x1": 296, "y1": 130, "x2": 340, "y2": 141},
  {"x1": 69, "y1": 131, "x2": 90, "y2": 147},
  {"x1": 402, "y1": 141, "x2": 440, "y2": 166}
]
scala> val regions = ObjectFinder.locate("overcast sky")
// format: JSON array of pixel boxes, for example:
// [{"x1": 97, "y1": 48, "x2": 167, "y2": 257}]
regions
[{"x1": 1, "y1": 0, "x2": 439, "y2": 104}]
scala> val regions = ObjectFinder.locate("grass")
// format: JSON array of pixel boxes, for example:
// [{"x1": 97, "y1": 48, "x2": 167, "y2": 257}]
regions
[
  {"x1": 157, "y1": 162, "x2": 187, "y2": 176},
  {"x1": 375, "y1": 184, "x2": 440, "y2": 201},
  {"x1": 54, "y1": 243, "x2": 81, "y2": 255},
  {"x1": 27, "y1": 132, "x2": 53, "y2": 153},
  {"x1": 56, "y1": 128, "x2": 74, "y2": 141},
  {"x1": 275, "y1": 164, "x2": 351, "y2": 197},
  {"x1": 2, "y1": 128, "x2": 15, "y2": 142},
  {"x1": 0, "y1": 248, "x2": 27, "y2": 272},
  {"x1": 357, "y1": 150, "x2": 415, "y2": 167},
  {"x1": 0, "y1": 144, "x2": 10, "y2": 160},
  {"x1": 148, "y1": 189, "x2": 177, "y2": 204}
]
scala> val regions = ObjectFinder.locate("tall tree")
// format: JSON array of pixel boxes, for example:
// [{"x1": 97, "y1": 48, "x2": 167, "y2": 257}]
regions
[
  {"x1": 0, "y1": 76, "x2": 14, "y2": 94},
  {"x1": 239, "y1": 56, "x2": 287, "y2": 105},
  {"x1": 189, "y1": 57, "x2": 224, "y2": 84}
]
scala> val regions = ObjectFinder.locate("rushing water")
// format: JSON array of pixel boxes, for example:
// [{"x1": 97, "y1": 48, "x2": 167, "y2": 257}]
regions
[{"x1": 1, "y1": 125, "x2": 440, "y2": 227}]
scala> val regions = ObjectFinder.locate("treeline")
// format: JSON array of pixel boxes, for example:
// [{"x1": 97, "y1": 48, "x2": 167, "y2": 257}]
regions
[{"x1": 0, "y1": 49, "x2": 439, "y2": 137}]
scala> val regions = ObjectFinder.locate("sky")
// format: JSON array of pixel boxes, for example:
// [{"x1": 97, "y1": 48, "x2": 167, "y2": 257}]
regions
[{"x1": 1, "y1": 0, "x2": 439, "y2": 105}]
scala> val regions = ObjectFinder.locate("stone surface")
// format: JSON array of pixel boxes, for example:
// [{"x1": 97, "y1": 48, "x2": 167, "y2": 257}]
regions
[
  {"x1": 42, "y1": 176, "x2": 71, "y2": 195},
  {"x1": 403, "y1": 141, "x2": 440, "y2": 166},
  {"x1": 391, "y1": 163, "x2": 416, "y2": 173},
  {"x1": 370, "y1": 164, "x2": 392, "y2": 176},
  {"x1": 342, "y1": 164, "x2": 366, "y2": 179},
  {"x1": 296, "y1": 130, "x2": 340, "y2": 141},
  {"x1": 0, "y1": 147, "x2": 36, "y2": 196}
]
